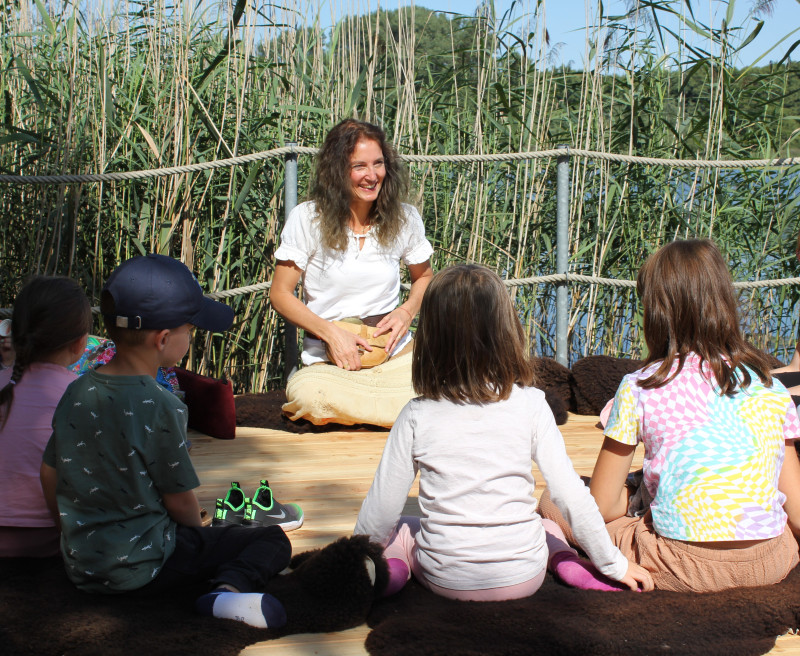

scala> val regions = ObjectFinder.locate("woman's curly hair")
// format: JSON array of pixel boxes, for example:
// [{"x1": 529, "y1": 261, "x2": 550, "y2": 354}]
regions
[{"x1": 311, "y1": 119, "x2": 410, "y2": 252}]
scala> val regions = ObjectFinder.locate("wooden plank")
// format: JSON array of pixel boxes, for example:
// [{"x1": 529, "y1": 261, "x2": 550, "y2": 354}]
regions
[
  {"x1": 241, "y1": 627, "x2": 369, "y2": 656},
  {"x1": 187, "y1": 414, "x2": 799, "y2": 656}
]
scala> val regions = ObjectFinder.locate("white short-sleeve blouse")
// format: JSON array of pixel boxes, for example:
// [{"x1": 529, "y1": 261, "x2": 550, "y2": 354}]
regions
[{"x1": 274, "y1": 201, "x2": 433, "y2": 365}]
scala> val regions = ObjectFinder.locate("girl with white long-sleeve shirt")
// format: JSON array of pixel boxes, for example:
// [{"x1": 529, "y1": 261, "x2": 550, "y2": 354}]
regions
[{"x1": 354, "y1": 265, "x2": 653, "y2": 601}]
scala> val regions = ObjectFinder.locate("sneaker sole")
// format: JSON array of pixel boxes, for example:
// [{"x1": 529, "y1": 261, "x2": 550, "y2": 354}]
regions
[{"x1": 244, "y1": 504, "x2": 304, "y2": 532}]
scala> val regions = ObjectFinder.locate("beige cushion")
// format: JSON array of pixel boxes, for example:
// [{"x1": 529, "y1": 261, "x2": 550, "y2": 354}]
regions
[{"x1": 282, "y1": 352, "x2": 414, "y2": 427}]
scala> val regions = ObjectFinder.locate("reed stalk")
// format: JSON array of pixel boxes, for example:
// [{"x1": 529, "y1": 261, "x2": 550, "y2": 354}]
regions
[{"x1": 1, "y1": 0, "x2": 798, "y2": 389}]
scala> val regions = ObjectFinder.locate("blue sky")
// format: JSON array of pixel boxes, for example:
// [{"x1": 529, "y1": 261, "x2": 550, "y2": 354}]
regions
[{"x1": 321, "y1": 0, "x2": 800, "y2": 67}]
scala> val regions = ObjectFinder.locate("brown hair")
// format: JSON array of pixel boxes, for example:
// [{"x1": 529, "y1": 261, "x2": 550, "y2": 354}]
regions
[
  {"x1": 311, "y1": 119, "x2": 410, "y2": 252},
  {"x1": 636, "y1": 239, "x2": 773, "y2": 395},
  {"x1": 100, "y1": 290, "x2": 149, "y2": 347},
  {"x1": 412, "y1": 264, "x2": 536, "y2": 403},
  {"x1": 0, "y1": 276, "x2": 92, "y2": 428}
]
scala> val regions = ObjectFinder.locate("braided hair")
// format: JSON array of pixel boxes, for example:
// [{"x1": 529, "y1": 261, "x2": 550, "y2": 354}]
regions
[{"x1": 0, "y1": 277, "x2": 92, "y2": 429}]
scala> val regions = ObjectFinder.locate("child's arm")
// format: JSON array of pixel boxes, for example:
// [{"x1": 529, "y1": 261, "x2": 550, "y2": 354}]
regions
[
  {"x1": 39, "y1": 462, "x2": 61, "y2": 531},
  {"x1": 780, "y1": 441, "x2": 800, "y2": 539},
  {"x1": 589, "y1": 437, "x2": 636, "y2": 522},
  {"x1": 162, "y1": 490, "x2": 203, "y2": 527},
  {"x1": 354, "y1": 404, "x2": 417, "y2": 543}
]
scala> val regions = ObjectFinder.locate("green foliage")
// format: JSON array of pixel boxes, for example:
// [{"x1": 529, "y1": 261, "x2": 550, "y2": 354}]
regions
[{"x1": 0, "y1": 0, "x2": 798, "y2": 389}]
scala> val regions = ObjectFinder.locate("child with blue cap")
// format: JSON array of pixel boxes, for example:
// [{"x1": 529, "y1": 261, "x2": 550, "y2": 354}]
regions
[{"x1": 41, "y1": 254, "x2": 293, "y2": 628}]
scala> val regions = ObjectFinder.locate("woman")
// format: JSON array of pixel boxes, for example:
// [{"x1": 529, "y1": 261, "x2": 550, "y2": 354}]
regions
[{"x1": 270, "y1": 119, "x2": 434, "y2": 425}]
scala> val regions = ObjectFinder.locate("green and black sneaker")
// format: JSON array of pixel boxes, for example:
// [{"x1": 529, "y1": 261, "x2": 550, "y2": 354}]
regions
[
  {"x1": 211, "y1": 481, "x2": 248, "y2": 526},
  {"x1": 243, "y1": 480, "x2": 304, "y2": 532}
]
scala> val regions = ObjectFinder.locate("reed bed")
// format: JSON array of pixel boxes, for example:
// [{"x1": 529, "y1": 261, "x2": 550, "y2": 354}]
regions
[{"x1": 1, "y1": 0, "x2": 798, "y2": 390}]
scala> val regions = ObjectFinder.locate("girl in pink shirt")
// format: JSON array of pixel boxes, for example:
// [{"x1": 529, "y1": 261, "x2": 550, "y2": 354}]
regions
[{"x1": 0, "y1": 277, "x2": 91, "y2": 557}]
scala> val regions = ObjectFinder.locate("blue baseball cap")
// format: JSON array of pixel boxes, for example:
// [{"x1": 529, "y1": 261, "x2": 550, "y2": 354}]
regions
[{"x1": 102, "y1": 254, "x2": 234, "y2": 332}]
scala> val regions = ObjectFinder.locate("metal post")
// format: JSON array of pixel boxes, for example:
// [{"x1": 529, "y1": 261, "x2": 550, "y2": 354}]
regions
[
  {"x1": 555, "y1": 146, "x2": 570, "y2": 367},
  {"x1": 283, "y1": 143, "x2": 299, "y2": 381}
]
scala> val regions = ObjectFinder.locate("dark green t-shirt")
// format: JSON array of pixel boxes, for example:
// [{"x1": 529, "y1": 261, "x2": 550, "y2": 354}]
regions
[{"x1": 43, "y1": 369, "x2": 200, "y2": 593}]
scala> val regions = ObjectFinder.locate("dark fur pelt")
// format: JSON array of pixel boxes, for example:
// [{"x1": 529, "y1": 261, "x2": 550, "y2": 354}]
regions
[
  {"x1": 365, "y1": 566, "x2": 800, "y2": 656},
  {"x1": 571, "y1": 356, "x2": 644, "y2": 415},
  {"x1": 265, "y1": 535, "x2": 389, "y2": 635},
  {"x1": 237, "y1": 385, "x2": 571, "y2": 427},
  {"x1": 532, "y1": 357, "x2": 574, "y2": 424},
  {"x1": 569, "y1": 351, "x2": 786, "y2": 417},
  {"x1": 237, "y1": 351, "x2": 785, "y2": 429},
  {"x1": 235, "y1": 390, "x2": 309, "y2": 432},
  {"x1": 543, "y1": 390, "x2": 569, "y2": 425},
  {"x1": 235, "y1": 391, "x2": 356, "y2": 433}
]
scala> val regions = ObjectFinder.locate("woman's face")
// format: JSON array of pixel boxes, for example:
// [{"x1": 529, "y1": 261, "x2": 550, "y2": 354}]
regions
[{"x1": 348, "y1": 138, "x2": 385, "y2": 208}]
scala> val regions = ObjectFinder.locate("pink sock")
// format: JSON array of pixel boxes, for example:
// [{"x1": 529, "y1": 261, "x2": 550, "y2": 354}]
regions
[
  {"x1": 382, "y1": 558, "x2": 410, "y2": 597},
  {"x1": 549, "y1": 551, "x2": 626, "y2": 592}
]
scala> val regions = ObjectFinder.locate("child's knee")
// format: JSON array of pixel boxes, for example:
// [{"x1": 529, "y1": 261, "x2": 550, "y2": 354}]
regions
[{"x1": 264, "y1": 525, "x2": 293, "y2": 564}]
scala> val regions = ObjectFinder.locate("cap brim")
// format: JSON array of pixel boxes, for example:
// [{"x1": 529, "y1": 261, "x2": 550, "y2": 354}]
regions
[{"x1": 189, "y1": 297, "x2": 235, "y2": 333}]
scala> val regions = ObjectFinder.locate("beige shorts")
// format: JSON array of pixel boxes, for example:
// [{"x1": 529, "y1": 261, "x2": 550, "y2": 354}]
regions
[{"x1": 538, "y1": 490, "x2": 800, "y2": 592}]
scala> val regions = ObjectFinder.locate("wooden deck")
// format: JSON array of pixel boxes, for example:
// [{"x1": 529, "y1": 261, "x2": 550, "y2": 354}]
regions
[{"x1": 188, "y1": 412, "x2": 800, "y2": 656}]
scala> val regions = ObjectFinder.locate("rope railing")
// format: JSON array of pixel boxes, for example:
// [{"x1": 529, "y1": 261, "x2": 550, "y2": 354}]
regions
[
  {"x1": 204, "y1": 273, "x2": 800, "y2": 297},
  {"x1": 4, "y1": 273, "x2": 797, "y2": 317},
  {"x1": 1, "y1": 146, "x2": 800, "y2": 185},
  {"x1": 3, "y1": 144, "x2": 799, "y2": 364}
]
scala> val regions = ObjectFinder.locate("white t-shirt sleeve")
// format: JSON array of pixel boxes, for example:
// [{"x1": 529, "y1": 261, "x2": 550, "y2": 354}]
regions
[
  {"x1": 400, "y1": 205, "x2": 434, "y2": 266},
  {"x1": 529, "y1": 390, "x2": 629, "y2": 581},
  {"x1": 354, "y1": 401, "x2": 419, "y2": 544},
  {"x1": 274, "y1": 203, "x2": 317, "y2": 270}
]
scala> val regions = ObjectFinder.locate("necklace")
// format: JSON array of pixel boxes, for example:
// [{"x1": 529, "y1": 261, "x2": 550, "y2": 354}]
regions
[{"x1": 350, "y1": 222, "x2": 372, "y2": 238}]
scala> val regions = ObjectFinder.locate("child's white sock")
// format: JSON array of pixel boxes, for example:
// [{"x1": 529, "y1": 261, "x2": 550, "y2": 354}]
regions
[{"x1": 195, "y1": 591, "x2": 287, "y2": 628}]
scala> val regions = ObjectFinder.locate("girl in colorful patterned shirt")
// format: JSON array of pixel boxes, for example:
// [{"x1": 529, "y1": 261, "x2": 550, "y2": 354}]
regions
[{"x1": 541, "y1": 239, "x2": 800, "y2": 592}]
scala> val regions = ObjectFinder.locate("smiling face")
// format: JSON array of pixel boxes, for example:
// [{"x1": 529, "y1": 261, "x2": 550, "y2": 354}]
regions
[{"x1": 348, "y1": 138, "x2": 386, "y2": 211}]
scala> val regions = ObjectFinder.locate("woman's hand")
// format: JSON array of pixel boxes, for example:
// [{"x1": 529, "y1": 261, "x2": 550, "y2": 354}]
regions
[
  {"x1": 271, "y1": 260, "x2": 369, "y2": 370},
  {"x1": 374, "y1": 306, "x2": 413, "y2": 354},
  {"x1": 618, "y1": 560, "x2": 654, "y2": 591},
  {"x1": 323, "y1": 322, "x2": 372, "y2": 371},
  {"x1": 372, "y1": 260, "x2": 433, "y2": 354}
]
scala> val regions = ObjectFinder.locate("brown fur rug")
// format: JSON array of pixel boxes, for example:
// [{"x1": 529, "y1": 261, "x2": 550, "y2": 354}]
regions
[
  {"x1": 235, "y1": 390, "x2": 359, "y2": 433},
  {"x1": 235, "y1": 387, "x2": 570, "y2": 430},
  {"x1": 4, "y1": 551, "x2": 798, "y2": 656},
  {"x1": 0, "y1": 556, "x2": 269, "y2": 656},
  {"x1": 366, "y1": 566, "x2": 800, "y2": 656},
  {"x1": 0, "y1": 536, "x2": 386, "y2": 656}
]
